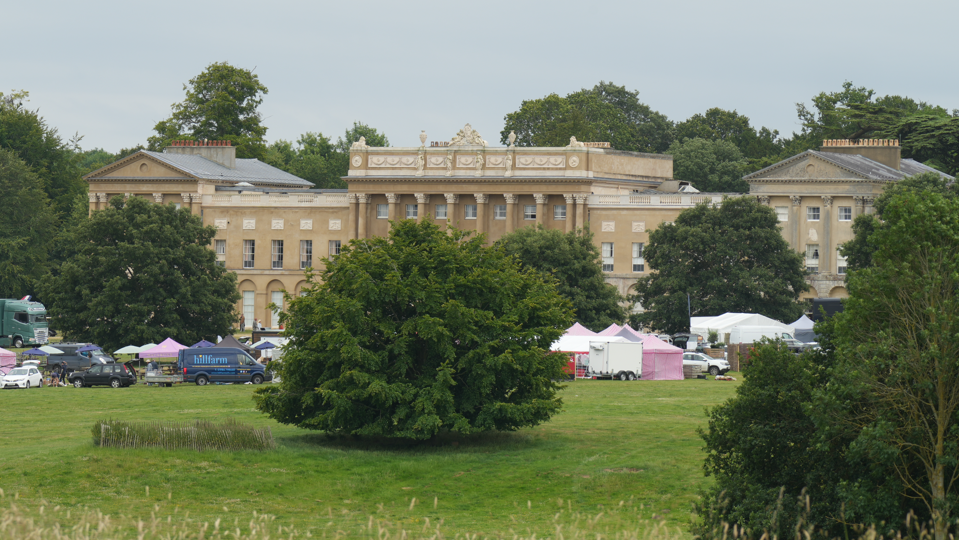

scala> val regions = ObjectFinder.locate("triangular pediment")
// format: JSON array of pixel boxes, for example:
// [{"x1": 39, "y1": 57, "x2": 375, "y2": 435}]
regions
[
  {"x1": 84, "y1": 151, "x2": 195, "y2": 181},
  {"x1": 746, "y1": 152, "x2": 870, "y2": 182}
]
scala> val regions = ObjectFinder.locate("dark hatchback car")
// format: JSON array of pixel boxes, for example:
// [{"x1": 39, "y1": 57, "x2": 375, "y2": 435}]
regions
[{"x1": 69, "y1": 363, "x2": 137, "y2": 388}]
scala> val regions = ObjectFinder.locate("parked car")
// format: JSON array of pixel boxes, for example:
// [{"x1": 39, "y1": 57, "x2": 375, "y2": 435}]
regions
[
  {"x1": 672, "y1": 333, "x2": 705, "y2": 352},
  {"x1": 683, "y1": 352, "x2": 731, "y2": 376},
  {"x1": 69, "y1": 363, "x2": 137, "y2": 388},
  {"x1": 2, "y1": 366, "x2": 43, "y2": 389},
  {"x1": 178, "y1": 347, "x2": 273, "y2": 385},
  {"x1": 681, "y1": 353, "x2": 709, "y2": 377},
  {"x1": 47, "y1": 343, "x2": 115, "y2": 373}
]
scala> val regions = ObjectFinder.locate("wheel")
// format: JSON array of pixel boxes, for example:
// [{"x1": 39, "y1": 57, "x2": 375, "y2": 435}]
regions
[
  {"x1": 25, "y1": 381, "x2": 30, "y2": 389},
  {"x1": 618, "y1": 372, "x2": 628, "y2": 381},
  {"x1": 110, "y1": 378, "x2": 122, "y2": 388},
  {"x1": 628, "y1": 372, "x2": 637, "y2": 381},
  {"x1": 709, "y1": 366, "x2": 720, "y2": 376},
  {"x1": 251, "y1": 374, "x2": 264, "y2": 385},
  {"x1": 165, "y1": 383, "x2": 172, "y2": 388},
  {"x1": 12, "y1": 336, "x2": 23, "y2": 348},
  {"x1": 196, "y1": 375, "x2": 209, "y2": 386},
  {"x1": 73, "y1": 379, "x2": 84, "y2": 388}
]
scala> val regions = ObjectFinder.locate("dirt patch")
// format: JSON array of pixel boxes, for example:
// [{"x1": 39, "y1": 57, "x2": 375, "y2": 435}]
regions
[{"x1": 603, "y1": 467, "x2": 645, "y2": 473}]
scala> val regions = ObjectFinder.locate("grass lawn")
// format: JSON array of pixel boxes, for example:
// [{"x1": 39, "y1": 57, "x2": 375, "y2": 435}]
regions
[{"x1": 0, "y1": 376, "x2": 739, "y2": 538}]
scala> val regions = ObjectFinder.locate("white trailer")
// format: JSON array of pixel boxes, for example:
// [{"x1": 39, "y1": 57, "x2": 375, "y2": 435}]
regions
[{"x1": 587, "y1": 341, "x2": 643, "y2": 380}]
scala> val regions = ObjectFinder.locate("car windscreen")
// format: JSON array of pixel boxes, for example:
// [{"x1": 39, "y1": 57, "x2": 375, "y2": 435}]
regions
[{"x1": 8, "y1": 368, "x2": 29, "y2": 375}]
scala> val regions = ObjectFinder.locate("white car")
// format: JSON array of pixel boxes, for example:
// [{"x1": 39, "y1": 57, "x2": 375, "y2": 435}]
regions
[
  {"x1": 2, "y1": 366, "x2": 43, "y2": 389},
  {"x1": 683, "y1": 352, "x2": 731, "y2": 376}
]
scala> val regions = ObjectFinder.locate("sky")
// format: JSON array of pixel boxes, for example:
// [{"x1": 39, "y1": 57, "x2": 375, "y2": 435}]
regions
[{"x1": 5, "y1": 0, "x2": 958, "y2": 153}]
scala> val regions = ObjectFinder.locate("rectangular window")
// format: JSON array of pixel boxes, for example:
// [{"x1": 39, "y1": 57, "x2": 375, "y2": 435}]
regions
[
  {"x1": 242, "y1": 291, "x2": 254, "y2": 329},
  {"x1": 807, "y1": 206, "x2": 820, "y2": 221},
  {"x1": 242, "y1": 240, "x2": 255, "y2": 269},
  {"x1": 271, "y1": 240, "x2": 284, "y2": 269},
  {"x1": 524, "y1": 205, "x2": 536, "y2": 220},
  {"x1": 837, "y1": 250, "x2": 847, "y2": 275},
  {"x1": 775, "y1": 206, "x2": 788, "y2": 222},
  {"x1": 838, "y1": 206, "x2": 852, "y2": 221},
  {"x1": 405, "y1": 204, "x2": 417, "y2": 219},
  {"x1": 464, "y1": 204, "x2": 477, "y2": 219},
  {"x1": 435, "y1": 204, "x2": 448, "y2": 219},
  {"x1": 271, "y1": 291, "x2": 284, "y2": 328},
  {"x1": 632, "y1": 243, "x2": 645, "y2": 272},
  {"x1": 300, "y1": 240, "x2": 312, "y2": 269},
  {"x1": 329, "y1": 240, "x2": 341, "y2": 256},
  {"x1": 554, "y1": 205, "x2": 567, "y2": 220},
  {"x1": 376, "y1": 204, "x2": 388, "y2": 219},
  {"x1": 602, "y1": 242, "x2": 614, "y2": 272},
  {"x1": 806, "y1": 244, "x2": 820, "y2": 273},
  {"x1": 214, "y1": 239, "x2": 226, "y2": 267},
  {"x1": 493, "y1": 205, "x2": 506, "y2": 219}
]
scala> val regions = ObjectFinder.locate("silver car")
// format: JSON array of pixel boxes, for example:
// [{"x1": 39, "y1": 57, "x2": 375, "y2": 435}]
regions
[{"x1": 683, "y1": 352, "x2": 731, "y2": 376}]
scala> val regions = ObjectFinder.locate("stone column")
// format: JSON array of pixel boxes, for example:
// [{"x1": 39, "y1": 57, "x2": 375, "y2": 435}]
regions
[
  {"x1": 789, "y1": 196, "x2": 802, "y2": 250},
  {"x1": 504, "y1": 194, "x2": 517, "y2": 233},
  {"x1": 853, "y1": 196, "x2": 865, "y2": 218},
  {"x1": 821, "y1": 195, "x2": 832, "y2": 274},
  {"x1": 357, "y1": 194, "x2": 370, "y2": 238},
  {"x1": 181, "y1": 192, "x2": 193, "y2": 213},
  {"x1": 386, "y1": 193, "x2": 399, "y2": 229},
  {"x1": 97, "y1": 193, "x2": 108, "y2": 211},
  {"x1": 191, "y1": 193, "x2": 202, "y2": 215},
  {"x1": 574, "y1": 194, "x2": 588, "y2": 231},
  {"x1": 88, "y1": 193, "x2": 97, "y2": 216},
  {"x1": 474, "y1": 194, "x2": 488, "y2": 236},
  {"x1": 757, "y1": 195, "x2": 770, "y2": 206},
  {"x1": 415, "y1": 193, "x2": 429, "y2": 223},
  {"x1": 444, "y1": 193, "x2": 459, "y2": 228},
  {"x1": 564, "y1": 194, "x2": 575, "y2": 233},
  {"x1": 347, "y1": 194, "x2": 358, "y2": 240},
  {"x1": 534, "y1": 194, "x2": 547, "y2": 227},
  {"x1": 152, "y1": 193, "x2": 164, "y2": 205},
  {"x1": 864, "y1": 196, "x2": 876, "y2": 215}
]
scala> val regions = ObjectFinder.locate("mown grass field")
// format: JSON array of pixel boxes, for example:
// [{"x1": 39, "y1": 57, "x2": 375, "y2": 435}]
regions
[{"x1": 0, "y1": 376, "x2": 739, "y2": 538}]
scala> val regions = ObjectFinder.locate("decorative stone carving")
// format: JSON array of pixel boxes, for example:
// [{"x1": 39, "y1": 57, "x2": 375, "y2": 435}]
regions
[
  {"x1": 534, "y1": 194, "x2": 547, "y2": 204},
  {"x1": 419, "y1": 130, "x2": 427, "y2": 147},
  {"x1": 853, "y1": 195, "x2": 865, "y2": 206},
  {"x1": 449, "y1": 123, "x2": 487, "y2": 147},
  {"x1": 516, "y1": 156, "x2": 566, "y2": 168},
  {"x1": 508, "y1": 130, "x2": 517, "y2": 147},
  {"x1": 504, "y1": 153, "x2": 513, "y2": 177},
  {"x1": 428, "y1": 156, "x2": 446, "y2": 167},
  {"x1": 150, "y1": 193, "x2": 162, "y2": 203},
  {"x1": 863, "y1": 196, "x2": 875, "y2": 206},
  {"x1": 350, "y1": 136, "x2": 368, "y2": 149},
  {"x1": 347, "y1": 194, "x2": 358, "y2": 204},
  {"x1": 446, "y1": 151, "x2": 453, "y2": 177},
  {"x1": 191, "y1": 194, "x2": 202, "y2": 202},
  {"x1": 456, "y1": 155, "x2": 476, "y2": 168},
  {"x1": 357, "y1": 194, "x2": 370, "y2": 204},
  {"x1": 329, "y1": 219, "x2": 342, "y2": 231},
  {"x1": 574, "y1": 194, "x2": 589, "y2": 204},
  {"x1": 601, "y1": 221, "x2": 615, "y2": 232},
  {"x1": 566, "y1": 136, "x2": 585, "y2": 148},
  {"x1": 474, "y1": 193, "x2": 488, "y2": 204},
  {"x1": 564, "y1": 194, "x2": 575, "y2": 204},
  {"x1": 415, "y1": 152, "x2": 425, "y2": 176},
  {"x1": 504, "y1": 194, "x2": 518, "y2": 204},
  {"x1": 124, "y1": 193, "x2": 131, "y2": 201},
  {"x1": 808, "y1": 228, "x2": 818, "y2": 241},
  {"x1": 181, "y1": 193, "x2": 193, "y2": 203},
  {"x1": 414, "y1": 193, "x2": 430, "y2": 204},
  {"x1": 88, "y1": 193, "x2": 97, "y2": 203},
  {"x1": 351, "y1": 155, "x2": 362, "y2": 167},
  {"x1": 632, "y1": 221, "x2": 646, "y2": 233},
  {"x1": 821, "y1": 195, "x2": 833, "y2": 207},
  {"x1": 757, "y1": 195, "x2": 770, "y2": 205},
  {"x1": 486, "y1": 156, "x2": 505, "y2": 167},
  {"x1": 98, "y1": 193, "x2": 110, "y2": 203},
  {"x1": 386, "y1": 193, "x2": 399, "y2": 203},
  {"x1": 790, "y1": 195, "x2": 802, "y2": 206},
  {"x1": 272, "y1": 219, "x2": 284, "y2": 230},
  {"x1": 243, "y1": 219, "x2": 256, "y2": 230},
  {"x1": 214, "y1": 219, "x2": 228, "y2": 230},
  {"x1": 475, "y1": 152, "x2": 484, "y2": 175},
  {"x1": 569, "y1": 156, "x2": 580, "y2": 167},
  {"x1": 368, "y1": 156, "x2": 417, "y2": 168},
  {"x1": 444, "y1": 193, "x2": 459, "y2": 204},
  {"x1": 300, "y1": 219, "x2": 313, "y2": 230}
]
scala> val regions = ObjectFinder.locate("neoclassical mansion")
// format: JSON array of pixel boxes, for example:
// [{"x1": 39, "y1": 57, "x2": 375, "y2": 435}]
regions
[{"x1": 84, "y1": 125, "x2": 950, "y2": 329}]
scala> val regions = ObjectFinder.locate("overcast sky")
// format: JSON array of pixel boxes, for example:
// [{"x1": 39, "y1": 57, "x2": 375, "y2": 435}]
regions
[{"x1": 6, "y1": 0, "x2": 957, "y2": 153}]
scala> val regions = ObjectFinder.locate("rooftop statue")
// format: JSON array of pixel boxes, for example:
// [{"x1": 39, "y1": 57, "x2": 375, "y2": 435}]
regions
[{"x1": 449, "y1": 124, "x2": 487, "y2": 147}]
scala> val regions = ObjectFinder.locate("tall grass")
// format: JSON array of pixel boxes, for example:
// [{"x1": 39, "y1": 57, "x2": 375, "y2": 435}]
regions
[{"x1": 92, "y1": 418, "x2": 275, "y2": 451}]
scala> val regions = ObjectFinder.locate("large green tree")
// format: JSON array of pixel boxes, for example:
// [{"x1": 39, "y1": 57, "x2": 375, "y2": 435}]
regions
[
  {"x1": 39, "y1": 197, "x2": 240, "y2": 351},
  {"x1": 253, "y1": 219, "x2": 573, "y2": 440},
  {"x1": 148, "y1": 62, "x2": 269, "y2": 159},
  {"x1": 667, "y1": 137, "x2": 749, "y2": 192},
  {"x1": 265, "y1": 122, "x2": 388, "y2": 189},
  {"x1": 500, "y1": 82, "x2": 673, "y2": 153},
  {"x1": 0, "y1": 148, "x2": 57, "y2": 298},
  {"x1": 630, "y1": 197, "x2": 806, "y2": 334},
  {"x1": 674, "y1": 107, "x2": 783, "y2": 166},
  {"x1": 497, "y1": 226, "x2": 626, "y2": 332}
]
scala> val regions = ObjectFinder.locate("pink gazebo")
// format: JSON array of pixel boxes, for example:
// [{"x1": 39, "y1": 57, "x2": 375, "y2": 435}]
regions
[
  {"x1": 597, "y1": 324, "x2": 623, "y2": 336},
  {"x1": 640, "y1": 335, "x2": 684, "y2": 380},
  {"x1": 564, "y1": 323, "x2": 598, "y2": 336},
  {"x1": 139, "y1": 338, "x2": 188, "y2": 359},
  {"x1": 0, "y1": 347, "x2": 15, "y2": 375}
]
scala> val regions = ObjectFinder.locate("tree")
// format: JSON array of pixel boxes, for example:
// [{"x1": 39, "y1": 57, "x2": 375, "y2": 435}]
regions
[
  {"x1": 667, "y1": 137, "x2": 748, "y2": 192},
  {"x1": 674, "y1": 107, "x2": 783, "y2": 164},
  {"x1": 827, "y1": 189, "x2": 959, "y2": 540},
  {"x1": 38, "y1": 197, "x2": 240, "y2": 351},
  {"x1": 0, "y1": 148, "x2": 57, "y2": 297},
  {"x1": 266, "y1": 122, "x2": 389, "y2": 189},
  {"x1": 500, "y1": 82, "x2": 673, "y2": 153},
  {"x1": 148, "y1": 62, "x2": 269, "y2": 159},
  {"x1": 496, "y1": 226, "x2": 626, "y2": 332},
  {"x1": 253, "y1": 219, "x2": 573, "y2": 440},
  {"x1": 630, "y1": 197, "x2": 806, "y2": 334}
]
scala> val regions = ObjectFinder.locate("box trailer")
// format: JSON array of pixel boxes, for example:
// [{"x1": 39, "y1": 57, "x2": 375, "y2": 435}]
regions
[{"x1": 587, "y1": 341, "x2": 643, "y2": 380}]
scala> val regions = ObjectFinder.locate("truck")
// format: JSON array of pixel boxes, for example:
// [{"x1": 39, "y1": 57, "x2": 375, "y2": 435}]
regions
[
  {"x1": 0, "y1": 298, "x2": 49, "y2": 348},
  {"x1": 587, "y1": 341, "x2": 643, "y2": 380},
  {"x1": 729, "y1": 325, "x2": 806, "y2": 353}
]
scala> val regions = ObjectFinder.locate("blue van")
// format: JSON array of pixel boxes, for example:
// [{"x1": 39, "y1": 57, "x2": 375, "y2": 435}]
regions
[{"x1": 177, "y1": 347, "x2": 272, "y2": 386}]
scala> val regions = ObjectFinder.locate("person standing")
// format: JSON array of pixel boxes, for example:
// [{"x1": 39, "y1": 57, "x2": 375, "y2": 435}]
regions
[{"x1": 239, "y1": 314, "x2": 245, "y2": 331}]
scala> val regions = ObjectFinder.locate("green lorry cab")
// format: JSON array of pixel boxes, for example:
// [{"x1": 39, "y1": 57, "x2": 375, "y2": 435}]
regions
[{"x1": 0, "y1": 299, "x2": 49, "y2": 348}]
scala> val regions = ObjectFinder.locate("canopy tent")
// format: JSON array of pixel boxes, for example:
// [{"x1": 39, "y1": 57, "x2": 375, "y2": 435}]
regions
[
  {"x1": 789, "y1": 315, "x2": 817, "y2": 343},
  {"x1": 139, "y1": 338, "x2": 187, "y2": 359},
  {"x1": 640, "y1": 335, "x2": 684, "y2": 380},
  {"x1": 690, "y1": 313, "x2": 794, "y2": 340},
  {"x1": 191, "y1": 340, "x2": 215, "y2": 348},
  {"x1": 218, "y1": 335, "x2": 252, "y2": 352},
  {"x1": 0, "y1": 348, "x2": 15, "y2": 375},
  {"x1": 77, "y1": 344, "x2": 100, "y2": 352},
  {"x1": 139, "y1": 343, "x2": 158, "y2": 352},
  {"x1": 113, "y1": 345, "x2": 143, "y2": 355},
  {"x1": 40, "y1": 345, "x2": 63, "y2": 354},
  {"x1": 597, "y1": 324, "x2": 623, "y2": 336},
  {"x1": 253, "y1": 341, "x2": 275, "y2": 350},
  {"x1": 551, "y1": 335, "x2": 626, "y2": 354},
  {"x1": 564, "y1": 322, "x2": 598, "y2": 337},
  {"x1": 22, "y1": 348, "x2": 49, "y2": 356},
  {"x1": 613, "y1": 327, "x2": 642, "y2": 342}
]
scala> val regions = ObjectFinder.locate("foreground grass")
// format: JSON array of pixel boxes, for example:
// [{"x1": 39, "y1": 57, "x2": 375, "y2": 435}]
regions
[{"x1": 0, "y1": 377, "x2": 739, "y2": 537}]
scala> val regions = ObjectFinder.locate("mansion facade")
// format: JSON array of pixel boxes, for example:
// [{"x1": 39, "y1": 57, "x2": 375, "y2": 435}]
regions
[{"x1": 84, "y1": 125, "x2": 951, "y2": 330}]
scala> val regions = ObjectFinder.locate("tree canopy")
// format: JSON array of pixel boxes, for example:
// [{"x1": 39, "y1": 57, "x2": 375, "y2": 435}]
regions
[
  {"x1": 630, "y1": 197, "x2": 806, "y2": 334},
  {"x1": 265, "y1": 122, "x2": 389, "y2": 189},
  {"x1": 148, "y1": 62, "x2": 269, "y2": 159},
  {"x1": 673, "y1": 107, "x2": 783, "y2": 168},
  {"x1": 496, "y1": 226, "x2": 626, "y2": 332},
  {"x1": 667, "y1": 137, "x2": 749, "y2": 193},
  {"x1": 253, "y1": 219, "x2": 573, "y2": 440},
  {"x1": 38, "y1": 197, "x2": 240, "y2": 351}
]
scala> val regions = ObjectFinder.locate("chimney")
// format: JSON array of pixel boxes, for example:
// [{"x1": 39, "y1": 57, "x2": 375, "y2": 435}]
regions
[
  {"x1": 819, "y1": 139, "x2": 901, "y2": 170},
  {"x1": 164, "y1": 140, "x2": 237, "y2": 169}
]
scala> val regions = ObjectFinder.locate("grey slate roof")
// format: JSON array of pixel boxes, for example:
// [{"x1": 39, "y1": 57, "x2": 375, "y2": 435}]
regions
[
  {"x1": 143, "y1": 151, "x2": 313, "y2": 187},
  {"x1": 899, "y1": 158, "x2": 952, "y2": 179},
  {"x1": 746, "y1": 150, "x2": 953, "y2": 182}
]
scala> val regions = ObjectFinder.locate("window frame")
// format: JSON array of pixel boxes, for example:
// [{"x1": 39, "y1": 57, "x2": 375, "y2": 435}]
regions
[
  {"x1": 435, "y1": 204, "x2": 448, "y2": 220},
  {"x1": 271, "y1": 240, "x2": 284, "y2": 270},
  {"x1": 523, "y1": 205, "x2": 536, "y2": 220},
  {"x1": 601, "y1": 242, "x2": 614, "y2": 272},
  {"x1": 554, "y1": 205, "x2": 567, "y2": 220},
  {"x1": 838, "y1": 206, "x2": 852, "y2": 221},
  {"x1": 632, "y1": 242, "x2": 645, "y2": 273},
  {"x1": 405, "y1": 204, "x2": 417, "y2": 220},
  {"x1": 329, "y1": 240, "x2": 341, "y2": 256},
  {"x1": 300, "y1": 239, "x2": 313, "y2": 270},
  {"x1": 464, "y1": 204, "x2": 477, "y2": 219},
  {"x1": 242, "y1": 240, "x2": 255, "y2": 269},
  {"x1": 376, "y1": 204, "x2": 388, "y2": 219},
  {"x1": 493, "y1": 205, "x2": 506, "y2": 220},
  {"x1": 806, "y1": 206, "x2": 821, "y2": 221}
]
